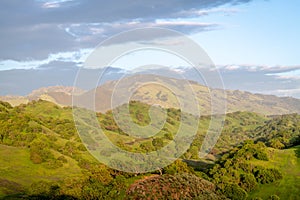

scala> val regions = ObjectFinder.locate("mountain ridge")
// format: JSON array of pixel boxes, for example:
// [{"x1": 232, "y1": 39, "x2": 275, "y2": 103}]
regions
[{"x1": 1, "y1": 74, "x2": 300, "y2": 115}]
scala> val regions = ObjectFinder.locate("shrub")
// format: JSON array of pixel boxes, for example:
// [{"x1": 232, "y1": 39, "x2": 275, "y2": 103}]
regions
[
  {"x1": 254, "y1": 168, "x2": 282, "y2": 184},
  {"x1": 163, "y1": 160, "x2": 191, "y2": 175},
  {"x1": 222, "y1": 183, "x2": 248, "y2": 200},
  {"x1": 29, "y1": 140, "x2": 54, "y2": 164},
  {"x1": 268, "y1": 194, "x2": 280, "y2": 200},
  {"x1": 239, "y1": 173, "x2": 257, "y2": 192},
  {"x1": 58, "y1": 155, "x2": 68, "y2": 163},
  {"x1": 152, "y1": 138, "x2": 164, "y2": 149},
  {"x1": 254, "y1": 150, "x2": 269, "y2": 161}
]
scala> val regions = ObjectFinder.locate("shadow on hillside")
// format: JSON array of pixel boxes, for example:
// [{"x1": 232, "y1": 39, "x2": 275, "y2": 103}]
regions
[
  {"x1": 182, "y1": 159, "x2": 214, "y2": 170},
  {"x1": 1, "y1": 194, "x2": 78, "y2": 200},
  {"x1": 294, "y1": 147, "x2": 300, "y2": 158}
]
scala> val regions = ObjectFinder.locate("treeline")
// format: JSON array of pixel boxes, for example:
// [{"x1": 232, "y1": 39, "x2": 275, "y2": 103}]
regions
[{"x1": 255, "y1": 114, "x2": 300, "y2": 149}]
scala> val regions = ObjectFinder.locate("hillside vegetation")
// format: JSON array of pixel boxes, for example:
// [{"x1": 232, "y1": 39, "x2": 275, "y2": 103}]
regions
[{"x1": 0, "y1": 100, "x2": 299, "y2": 199}]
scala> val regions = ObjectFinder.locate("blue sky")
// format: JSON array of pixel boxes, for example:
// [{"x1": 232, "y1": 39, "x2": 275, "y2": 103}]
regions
[
  {"x1": 0, "y1": 0, "x2": 299, "y2": 97},
  {"x1": 195, "y1": 0, "x2": 300, "y2": 66}
]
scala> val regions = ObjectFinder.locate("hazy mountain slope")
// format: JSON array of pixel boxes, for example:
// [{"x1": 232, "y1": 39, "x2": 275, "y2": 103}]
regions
[
  {"x1": 1, "y1": 75, "x2": 300, "y2": 115},
  {"x1": 0, "y1": 86, "x2": 85, "y2": 106},
  {"x1": 84, "y1": 75, "x2": 300, "y2": 115}
]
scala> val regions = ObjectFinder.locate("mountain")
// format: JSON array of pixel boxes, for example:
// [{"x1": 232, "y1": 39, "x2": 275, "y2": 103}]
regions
[
  {"x1": 77, "y1": 74, "x2": 300, "y2": 115},
  {"x1": 1, "y1": 74, "x2": 300, "y2": 115},
  {"x1": 0, "y1": 86, "x2": 85, "y2": 106},
  {"x1": 1, "y1": 65, "x2": 300, "y2": 99}
]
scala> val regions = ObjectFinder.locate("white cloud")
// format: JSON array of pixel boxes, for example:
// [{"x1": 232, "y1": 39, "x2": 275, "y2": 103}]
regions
[
  {"x1": 61, "y1": 19, "x2": 219, "y2": 42},
  {"x1": 218, "y1": 64, "x2": 300, "y2": 73},
  {"x1": 267, "y1": 69, "x2": 300, "y2": 80},
  {"x1": 155, "y1": 19, "x2": 217, "y2": 27},
  {"x1": 178, "y1": 7, "x2": 240, "y2": 17},
  {"x1": 269, "y1": 88, "x2": 300, "y2": 97},
  {"x1": 41, "y1": 0, "x2": 75, "y2": 8},
  {"x1": 223, "y1": 65, "x2": 240, "y2": 70},
  {"x1": 0, "y1": 48, "x2": 92, "y2": 71}
]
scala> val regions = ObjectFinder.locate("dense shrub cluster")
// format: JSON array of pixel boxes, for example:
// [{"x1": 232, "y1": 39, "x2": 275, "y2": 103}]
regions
[{"x1": 206, "y1": 141, "x2": 282, "y2": 199}]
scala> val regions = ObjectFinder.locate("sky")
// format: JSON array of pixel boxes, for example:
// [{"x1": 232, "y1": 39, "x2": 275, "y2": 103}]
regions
[
  {"x1": 0, "y1": 0, "x2": 299, "y2": 97},
  {"x1": 196, "y1": 0, "x2": 300, "y2": 66}
]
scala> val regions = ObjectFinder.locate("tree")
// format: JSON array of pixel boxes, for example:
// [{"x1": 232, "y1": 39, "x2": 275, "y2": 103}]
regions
[
  {"x1": 239, "y1": 173, "x2": 257, "y2": 192},
  {"x1": 140, "y1": 141, "x2": 155, "y2": 152},
  {"x1": 163, "y1": 160, "x2": 191, "y2": 175},
  {"x1": 29, "y1": 139, "x2": 54, "y2": 164},
  {"x1": 152, "y1": 138, "x2": 164, "y2": 149},
  {"x1": 222, "y1": 183, "x2": 248, "y2": 200},
  {"x1": 269, "y1": 138, "x2": 285, "y2": 149},
  {"x1": 253, "y1": 168, "x2": 282, "y2": 184}
]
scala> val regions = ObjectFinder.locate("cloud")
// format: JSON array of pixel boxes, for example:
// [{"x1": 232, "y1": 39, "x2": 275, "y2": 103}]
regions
[
  {"x1": 0, "y1": 48, "x2": 92, "y2": 70},
  {"x1": 40, "y1": 0, "x2": 76, "y2": 8},
  {"x1": 219, "y1": 64, "x2": 300, "y2": 73},
  {"x1": 0, "y1": 0, "x2": 253, "y2": 61},
  {"x1": 177, "y1": 7, "x2": 240, "y2": 18},
  {"x1": 272, "y1": 88, "x2": 300, "y2": 97},
  {"x1": 216, "y1": 64, "x2": 300, "y2": 98}
]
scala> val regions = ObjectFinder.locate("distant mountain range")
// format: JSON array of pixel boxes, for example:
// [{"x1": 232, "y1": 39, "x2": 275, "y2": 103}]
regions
[
  {"x1": 1, "y1": 74, "x2": 300, "y2": 115},
  {"x1": 1, "y1": 64, "x2": 299, "y2": 99}
]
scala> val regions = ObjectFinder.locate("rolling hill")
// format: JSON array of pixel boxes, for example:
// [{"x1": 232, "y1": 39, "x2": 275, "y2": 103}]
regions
[
  {"x1": 1, "y1": 75, "x2": 300, "y2": 115},
  {"x1": 0, "y1": 99, "x2": 299, "y2": 199},
  {"x1": 0, "y1": 86, "x2": 85, "y2": 107}
]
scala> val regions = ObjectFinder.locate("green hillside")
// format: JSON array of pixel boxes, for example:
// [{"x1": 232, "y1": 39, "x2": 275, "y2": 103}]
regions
[
  {"x1": 0, "y1": 100, "x2": 299, "y2": 199},
  {"x1": 248, "y1": 146, "x2": 300, "y2": 200},
  {"x1": 0, "y1": 145, "x2": 82, "y2": 197}
]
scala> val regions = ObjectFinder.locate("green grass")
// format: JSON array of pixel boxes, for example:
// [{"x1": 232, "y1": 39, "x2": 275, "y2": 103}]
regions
[
  {"x1": 0, "y1": 144, "x2": 82, "y2": 197},
  {"x1": 23, "y1": 100, "x2": 73, "y2": 120},
  {"x1": 1, "y1": 100, "x2": 299, "y2": 198},
  {"x1": 248, "y1": 146, "x2": 300, "y2": 200}
]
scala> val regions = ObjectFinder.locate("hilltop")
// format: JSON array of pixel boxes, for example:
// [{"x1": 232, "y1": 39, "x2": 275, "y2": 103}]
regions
[{"x1": 1, "y1": 75, "x2": 300, "y2": 115}]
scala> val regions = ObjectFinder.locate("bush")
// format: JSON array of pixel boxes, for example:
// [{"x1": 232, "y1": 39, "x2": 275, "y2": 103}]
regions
[
  {"x1": 164, "y1": 133, "x2": 173, "y2": 140},
  {"x1": 152, "y1": 138, "x2": 164, "y2": 149},
  {"x1": 254, "y1": 168, "x2": 282, "y2": 184},
  {"x1": 254, "y1": 150, "x2": 269, "y2": 161},
  {"x1": 58, "y1": 155, "x2": 68, "y2": 163},
  {"x1": 239, "y1": 173, "x2": 257, "y2": 192},
  {"x1": 29, "y1": 140, "x2": 54, "y2": 164},
  {"x1": 269, "y1": 138, "x2": 285, "y2": 149},
  {"x1": 30, "y1": 151, "x2": 43, "y2": 164},
  {"x1": 77, "y1": 144, "x2": 87, "y2": 151},
  {"x1": 222, "y1": 183, "x2": 248, "y2": 200},
  {"x1": 268, "y1": 194, "x2": 280, "y2": 200},
  {"x1": 163, "y1": 160, "x2": 191, "y2": 175}
]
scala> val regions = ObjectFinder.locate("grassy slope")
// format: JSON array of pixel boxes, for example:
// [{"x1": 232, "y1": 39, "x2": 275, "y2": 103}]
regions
[
  {"x1": 0, "y1": 100, "x2": 299, "y2": 198},
  {"x1": 248, "y1": 146, "x2": 300, "y2": 200},
  {"x1": 0, "y1": 145, "x2": 82, "y2": 197}
]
